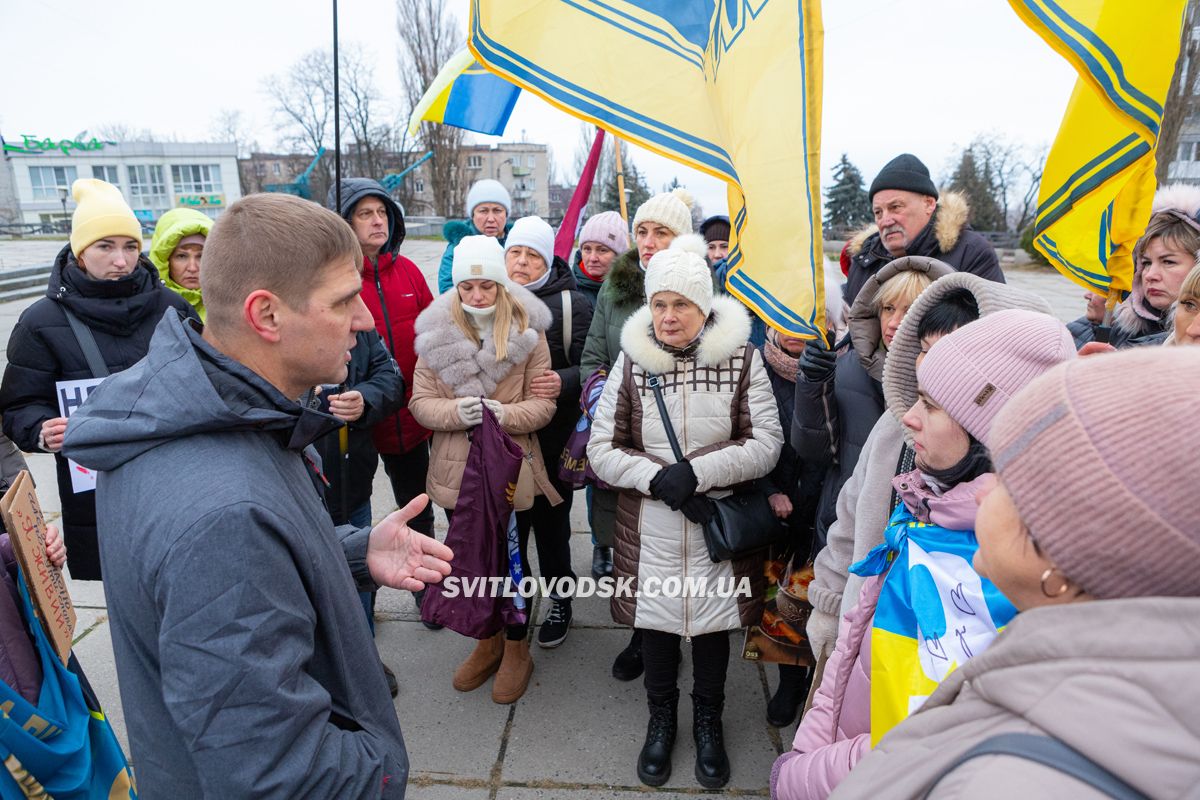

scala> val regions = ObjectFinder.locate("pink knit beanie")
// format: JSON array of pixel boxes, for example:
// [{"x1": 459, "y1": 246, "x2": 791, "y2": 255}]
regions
[
  {"x1": 579, "y1": 210, "x2": 629, "y2": 253},
  {"x1": 988, "y1": 347, "x2": 1200, "y2": 599},
  {"x1": 917, "y1": 309, "x2": 1076, "y2": 442}
]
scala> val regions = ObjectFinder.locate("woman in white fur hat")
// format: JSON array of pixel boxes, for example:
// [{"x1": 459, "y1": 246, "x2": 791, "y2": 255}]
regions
[{"x1": 588, "y1": 235, "x2": 783, "y2": 789}]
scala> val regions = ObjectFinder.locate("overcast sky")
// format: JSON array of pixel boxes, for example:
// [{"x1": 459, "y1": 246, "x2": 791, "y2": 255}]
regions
[{"x1": 4, "y1": 0, "x2": 1077, "y2": 216}]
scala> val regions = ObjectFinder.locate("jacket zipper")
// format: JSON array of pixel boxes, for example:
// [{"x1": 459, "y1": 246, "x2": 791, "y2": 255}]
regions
[
  {"x1": 372, "y1": 256, "x2": 407, "y2": 452},
  {"x1": 681, "y1": 363, "x2": 691, "y2": 642}
]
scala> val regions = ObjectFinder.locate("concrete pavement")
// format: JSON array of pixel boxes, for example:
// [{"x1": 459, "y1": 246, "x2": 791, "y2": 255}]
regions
[{"x1": 2, "y1": 238, "x2": 1081, "y2": 798}]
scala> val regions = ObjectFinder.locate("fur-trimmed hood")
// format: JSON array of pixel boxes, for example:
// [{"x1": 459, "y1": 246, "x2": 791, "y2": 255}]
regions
[
  {"x1": 413, "y1": 282, "x2": 551, "y2": 397},
  {"x1": 618, "y1": 294, "x2": 752, "y2": 375},
  {"x1": 605, "y1": 248, "x2": 646, "y2": 307},
  {"x1": 847, "y1": 190, "x2": 973, "y2": 257},
  {"x1": 847, "y1": 256, "x2": 953, "y2": 381},
  {"x1": 1117, "y1": 184, "x2": 1200, "y2": 335}
]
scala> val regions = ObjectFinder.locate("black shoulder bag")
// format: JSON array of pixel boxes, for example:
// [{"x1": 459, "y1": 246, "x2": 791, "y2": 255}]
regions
[{"x1": 647, "y1": 372, "x2": 784, "y2": 563}]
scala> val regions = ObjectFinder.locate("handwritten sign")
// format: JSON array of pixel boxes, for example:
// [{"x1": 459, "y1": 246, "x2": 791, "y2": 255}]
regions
[
  {"x1": 55, "y1": 378, "x2": 103, "y2": 493},
  {"x1": 0, "y1": 471, "x2": 76, "y2": 664}
]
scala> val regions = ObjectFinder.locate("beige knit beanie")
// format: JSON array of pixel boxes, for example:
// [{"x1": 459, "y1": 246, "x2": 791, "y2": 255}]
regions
[
  {"x1": 632, "y1": 187, "x2": 694, "y2": 237},
  {"x1": 988, "y1": 347, "x2": 1200, "y2": 599}
]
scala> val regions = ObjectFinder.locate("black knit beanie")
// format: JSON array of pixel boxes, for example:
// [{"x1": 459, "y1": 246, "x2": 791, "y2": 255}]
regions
[{"x1": 869, "y1": 154, "x2": 939, "y2": 201}]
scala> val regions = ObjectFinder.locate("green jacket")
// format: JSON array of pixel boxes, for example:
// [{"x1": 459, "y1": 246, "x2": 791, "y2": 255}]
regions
[
  {"x1": 149, "y1": 208, "x2": 212, "y2": 321},
  {"x1": 580, "y1": 248, "x2": 644, "y2": 381}
]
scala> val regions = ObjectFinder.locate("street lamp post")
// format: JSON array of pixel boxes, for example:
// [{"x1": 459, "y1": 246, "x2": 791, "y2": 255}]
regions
[
  {"x1": 57, "y1": 186, "x2": 69, "y2": 233},
  {"x1": 495, "y1": 157, "x2": 513, "y2": 182}
]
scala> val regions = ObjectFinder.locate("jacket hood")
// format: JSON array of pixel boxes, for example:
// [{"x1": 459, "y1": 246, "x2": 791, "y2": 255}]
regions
[
  {"x1": 412, "y1": 281, "x2": 551, "y2": 397},
  {"x1": 619, "y1": 294, "x2": 752, "y2": 374},
  {"x1": 48, "y1": 244, "x2": 174, "y2": 336},
  {"x1": 924, "y1": 596, "x2": 1200, "y2": 796},
  {"x1": 329, "y1": 178, "x2": 406, "y2": 256},
  {"x1": 1117, "y1": 185, "x2": 1200, "y2": 334},
  {"x1": 605, "y1": 248, "x2": 645, "y2": 306},
  {"x1": 882, "y1": 272, "x2": 1053, "y2": 438},
  {"x1": 847, "y1": 190, "x2": 973, "y2": 258},
  {"x1": 442, "y1": 218, "x2": 513, "y2": 249},
  {"x1": 529, "y1": 255, "x2": 579, "y2": 298},
  {"x1": 148, "y1": 208, "x2": 211, "y2": 317},
  {"x1": 847, "y1": 256, "x2": 954, "y2": 381},
  {"x1": 62, "y1": 312, "x2": 341, "y2": 472}
]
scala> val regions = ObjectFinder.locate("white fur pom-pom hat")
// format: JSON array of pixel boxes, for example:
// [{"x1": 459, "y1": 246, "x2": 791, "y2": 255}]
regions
[{"x1": 644, "y1": 233, "x2": 713, "y2": 315}]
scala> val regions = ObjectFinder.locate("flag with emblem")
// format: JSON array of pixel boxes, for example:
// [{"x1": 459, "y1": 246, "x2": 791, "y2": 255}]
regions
[
  {"x1": 1012, "y1": 0, "x2": 1187, "y2": 299},
  {"x1": 468, "y1": 0, "x2": 825, "y2": 338}
]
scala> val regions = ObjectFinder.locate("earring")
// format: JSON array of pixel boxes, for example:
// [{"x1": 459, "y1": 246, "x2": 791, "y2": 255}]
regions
[{"x1": 1040, "y1": 567, "x2": 1070, "y2": 598}]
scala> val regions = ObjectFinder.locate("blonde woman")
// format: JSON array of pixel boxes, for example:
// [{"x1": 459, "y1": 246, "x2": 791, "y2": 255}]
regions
[
  {"x1": 409, "y1": 235, "x2": 561, "y2": 705},
  {"x1": 1168, "y1": 262, "x2": 1200, "y2": 345}
]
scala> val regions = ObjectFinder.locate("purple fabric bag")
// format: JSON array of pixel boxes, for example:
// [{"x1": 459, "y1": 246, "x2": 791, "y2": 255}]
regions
[
  {"x1": 558, "y1": 369, "x2": 611, "y2": 490},
  {"x1": 421, "y1": 404, "x2": 526, "y2": 638}
]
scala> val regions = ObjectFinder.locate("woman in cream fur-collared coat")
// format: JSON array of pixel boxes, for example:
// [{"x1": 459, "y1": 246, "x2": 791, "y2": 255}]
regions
[
  {"x1": 588, "y1": 234, "x2": 782, "y2": 790},
  {"x1": 409, "y1": 235, "x2": 561, "y2": 707}
]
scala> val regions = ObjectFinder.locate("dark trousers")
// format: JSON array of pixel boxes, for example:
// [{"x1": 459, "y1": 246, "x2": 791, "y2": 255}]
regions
[
  {"x1": 381, "y1": 443, "x2": 434, "y2": 536},
  {"x1": 514, "y1": 491, "x2": 576, "y2": 600},
  {"x1": 641, "y1": 628, "x2": 730, "y2": 703}
]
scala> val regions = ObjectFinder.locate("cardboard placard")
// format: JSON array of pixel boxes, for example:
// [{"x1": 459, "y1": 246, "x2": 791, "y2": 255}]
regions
[{"x1": 0, "y1": 471, "x2": 75, "y2": 664}]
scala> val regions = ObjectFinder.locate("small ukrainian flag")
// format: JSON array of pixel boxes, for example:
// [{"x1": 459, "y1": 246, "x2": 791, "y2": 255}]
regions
[{"x1": 408, "y1": 48, "x2": 521, "y2": 138}]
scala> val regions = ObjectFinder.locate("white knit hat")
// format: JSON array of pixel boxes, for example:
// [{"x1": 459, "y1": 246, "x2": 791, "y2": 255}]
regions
[
  {"x1": 644, "y1": 234, "x2": 712, "y2": 315},
  {"x1": 452, "y1": 235, "x2": 508, "y2": 286},
  {"x1": 505, "y1": 216, "x2": 554, "y2": 268},
  {"x1": 465, "y1": 179, "x2": 512, "y2": 217},
  {"x1": 632, "y1": 187, "x2": 694, "y2": 237}
]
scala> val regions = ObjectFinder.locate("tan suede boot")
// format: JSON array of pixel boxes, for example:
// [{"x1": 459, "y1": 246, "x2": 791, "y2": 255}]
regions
[
  {"x1": 452, "y1": 632, "x2": 504, "y2": 692},
  {"x1": 491, "y1": 638, "x2": 534, "y2": 704}
]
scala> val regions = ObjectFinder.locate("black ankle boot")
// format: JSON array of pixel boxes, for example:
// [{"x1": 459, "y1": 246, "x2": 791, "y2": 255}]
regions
[
  {"x1": 591, "y1": 545, "x2": 613, "y2": 579},
  {"x1": 612, "y1": 628, "x2": 643, "y2": 681},
  {"x1": 637, "y1": 691, "x2": 677, "y2": 786},
  {"x1": 692, "y1": 694, "x2": 730, "y2": 788},
  {"x1": 767, "y1": 664, "x2": 813, "y2": 727}
]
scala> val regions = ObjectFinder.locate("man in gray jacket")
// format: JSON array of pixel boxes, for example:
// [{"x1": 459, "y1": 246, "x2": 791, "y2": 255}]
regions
[{"x1": 63, "y1": 193, "x2": 453, "y2": 799}]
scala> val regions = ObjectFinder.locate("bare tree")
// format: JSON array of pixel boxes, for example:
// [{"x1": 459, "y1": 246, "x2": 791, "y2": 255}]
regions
[
  {"x1": 397, "y1": 0, "x2": 465, "y2": 217},
  {"x1": 96, "y1": 122, "x2": 158, "y2": 142},
  {"x1": 210, "y1": 108, "x2": 251, "y2": 158}
]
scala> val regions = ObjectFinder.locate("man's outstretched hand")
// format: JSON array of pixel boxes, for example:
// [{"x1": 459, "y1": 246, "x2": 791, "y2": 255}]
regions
[{"x1": 367, "y1": 494, "x2": 454, "y2": 591}]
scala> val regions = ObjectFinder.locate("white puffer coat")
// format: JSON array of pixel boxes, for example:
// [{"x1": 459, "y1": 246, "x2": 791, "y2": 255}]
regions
[{"x1": 588, "y1": 295, "x2": 783, "y2": 637}]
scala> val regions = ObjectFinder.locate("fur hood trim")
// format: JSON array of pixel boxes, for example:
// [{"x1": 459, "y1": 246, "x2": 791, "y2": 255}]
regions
[
  {"x1": 1150, "y1": 184, "x2": 1200, "y2": 216},
  {"x1": 1117, "y1": 184, "x2": 1200, "y2": 333},
  {"x1": 606, "y1": 247, "x2": 646, "y2": 306},
  {"x1": 618, "y1": 295, "x2": 752, "y2": 374},
  {"x1": 847, "y1": 190, "x2": 971, "y2": 256},
  {"x1": 413, "y1": 282, "x2": 551, "y2": 397}
]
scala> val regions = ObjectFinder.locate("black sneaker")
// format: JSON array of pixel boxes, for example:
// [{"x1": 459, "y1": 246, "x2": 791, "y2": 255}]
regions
[{"x1": 536, "y1": 599, "x2": 572, "y2": 648}]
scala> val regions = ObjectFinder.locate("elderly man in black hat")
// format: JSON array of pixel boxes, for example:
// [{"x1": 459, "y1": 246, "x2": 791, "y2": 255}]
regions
[{"x1": 843, "y1": 153, "x2": 1004, "y2": 303}]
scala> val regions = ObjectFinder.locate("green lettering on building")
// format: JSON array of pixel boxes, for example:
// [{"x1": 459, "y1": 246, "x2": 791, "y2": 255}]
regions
[{"x1": 2, "y1": 135, "x2": 116, "y2": 156}]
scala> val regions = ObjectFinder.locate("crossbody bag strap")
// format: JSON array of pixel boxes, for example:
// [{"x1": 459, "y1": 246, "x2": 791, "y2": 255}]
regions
[
  {"x1": 647, "y1": 374, "x2": 685, "y2": 463},
  {"x1": 61, "y1": 308, "x2": 110, "y2": 379},
  {"x1": 922, "y1": 732, "x2": 1148, "y2": 800},
  {"x1": 560, "y1": 290, "x2": 573, "y2": 358}
]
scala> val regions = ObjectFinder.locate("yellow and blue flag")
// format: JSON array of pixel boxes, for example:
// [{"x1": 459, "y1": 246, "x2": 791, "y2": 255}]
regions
[
  {"x1": 468, "y1": 0, "x2": 825, "y2": 338},
  {"x1": 1013, "y1": 0, "x2": 1187, "y2": 298},
  {"x1": 407, "y1": 48, "x2": 522, "y2": 137}
]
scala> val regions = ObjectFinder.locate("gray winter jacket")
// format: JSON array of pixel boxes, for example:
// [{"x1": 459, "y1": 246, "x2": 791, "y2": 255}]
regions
[
  {"x1": 61, "y1": 313, "x2": 408, "y2": 799},
  {"x1": 831, "y1": 597, "x2": 1200, "y2": 799}
]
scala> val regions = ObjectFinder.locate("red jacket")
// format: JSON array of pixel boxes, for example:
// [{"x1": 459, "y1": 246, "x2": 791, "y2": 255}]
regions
[{"x1": 362, "y1": 251, "x2": 433, "y2": 453}]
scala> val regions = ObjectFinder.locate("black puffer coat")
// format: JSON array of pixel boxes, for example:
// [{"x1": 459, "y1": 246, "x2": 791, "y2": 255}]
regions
[
  {"x1": 525, "y1": 255, "x2": 593, "y2": 492},
  {"x1": 0, "y1": 244, "x2": 196, "y2": 579},
  {"x1": 306, "y1": 330, "x2": 404, "y2": 524}
]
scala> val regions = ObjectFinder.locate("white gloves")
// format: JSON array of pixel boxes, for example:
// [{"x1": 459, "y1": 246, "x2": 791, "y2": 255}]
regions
[
  {"x1": 457, "y1": 396, "x2": 483, "y2": 427},
  {"x1": 805, "y1": 607, "x2": 840, "y2": 661},
  {"x1": 482, "y1": 398, "x2": 504, "y2": 424}
]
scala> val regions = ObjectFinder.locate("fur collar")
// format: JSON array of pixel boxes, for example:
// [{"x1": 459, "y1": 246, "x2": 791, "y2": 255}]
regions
[
  {"x1": 619, "y1": 295, "x2": 752, "y2": 374},
  {"x1": 848, "y1": 190, "x2": 971, "y2": 256},
  {"x1": 605, "y1": 248, "x2": 645, "y2": 306},
  {"x1": 413, "y1": 282, "x2": 551, "y2": 397}
]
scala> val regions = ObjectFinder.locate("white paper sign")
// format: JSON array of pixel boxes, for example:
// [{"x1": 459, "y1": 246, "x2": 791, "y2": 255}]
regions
[{"x1": 55, "y1": 378, "x2": 104, "y2": 493}]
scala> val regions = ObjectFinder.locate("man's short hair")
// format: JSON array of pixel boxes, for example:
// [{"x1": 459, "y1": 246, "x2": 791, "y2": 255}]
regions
[{"x1": 201, "y1": 194, "x2": 362, "y2": 332}]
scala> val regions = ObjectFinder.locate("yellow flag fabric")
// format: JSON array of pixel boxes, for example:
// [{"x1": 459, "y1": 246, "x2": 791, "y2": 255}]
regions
[
  {"x1": 468, "y1": 0, "x2": 825, "y2": 337},
  {"x1": 1012, "y1": 0, "x2": 1186, "y2": 296}
]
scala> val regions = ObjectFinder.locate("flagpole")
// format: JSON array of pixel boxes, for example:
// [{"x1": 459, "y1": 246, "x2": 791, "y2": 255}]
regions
[
  {"x1": 613, "y1": 135, "x2": 628, "y2": 223},
  {"x1": 333, "y1": 0, "x2": 342, "y2": 212}
]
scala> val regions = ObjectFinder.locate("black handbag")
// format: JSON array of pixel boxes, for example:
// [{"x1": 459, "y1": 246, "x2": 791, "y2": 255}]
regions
[{"x1": 647, "y1": 373, "x2": 785, "y2": 563}]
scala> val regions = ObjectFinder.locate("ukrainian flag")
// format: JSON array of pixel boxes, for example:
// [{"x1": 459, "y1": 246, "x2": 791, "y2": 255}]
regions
[
  {"x1": 468, "y1": 0, "x2": 825, "y2": 338},
  {"x1": 408, "y1": 48, "x2": 522, "y2": 137},
  {"x1": 1013, "y1": 0, "x2": 1187, "y2": 298}
]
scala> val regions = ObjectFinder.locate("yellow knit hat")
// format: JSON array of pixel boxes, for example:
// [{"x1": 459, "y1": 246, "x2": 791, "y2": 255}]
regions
[{"x1": 70, "y1": 179, "x2": 143, "y2": 257}]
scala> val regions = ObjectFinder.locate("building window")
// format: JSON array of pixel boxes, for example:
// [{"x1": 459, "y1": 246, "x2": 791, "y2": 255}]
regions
[
  {"x1": 467, "y1": 155, "x2": 483, "y2": 169},
  {"x1": 527, "y1": 177, "x2": 536, "y2": 188},
  {"x1": 273, "y1": 163, "x2": 282, "y2": 176},
  {"x1": 129, "y1": 165, "x2": 168, "y2": 207},
  {"x1": 415, "y1": 179, "x2": 425, "y2": 193},
  {"x1": 527, "y1": 155, "x2": 536, "y2": 168},
  {"x1": 171, "y1": 164, "x2": 223, "y2": 194},
  {"x1": 92, "y1": 165, "x2": 120, "y2": 186},
  {"x1": 28, "y1": 166, "x2": 78, "y2": 200}
]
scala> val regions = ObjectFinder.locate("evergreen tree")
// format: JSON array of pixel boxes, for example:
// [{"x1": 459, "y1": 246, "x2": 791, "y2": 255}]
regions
[
  {"x1": 948, "y1": 148, "x2": 1006, "y2": 232},
  {"x1": 823, "y1": 154, "x2": 871, "y2": 231}
]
